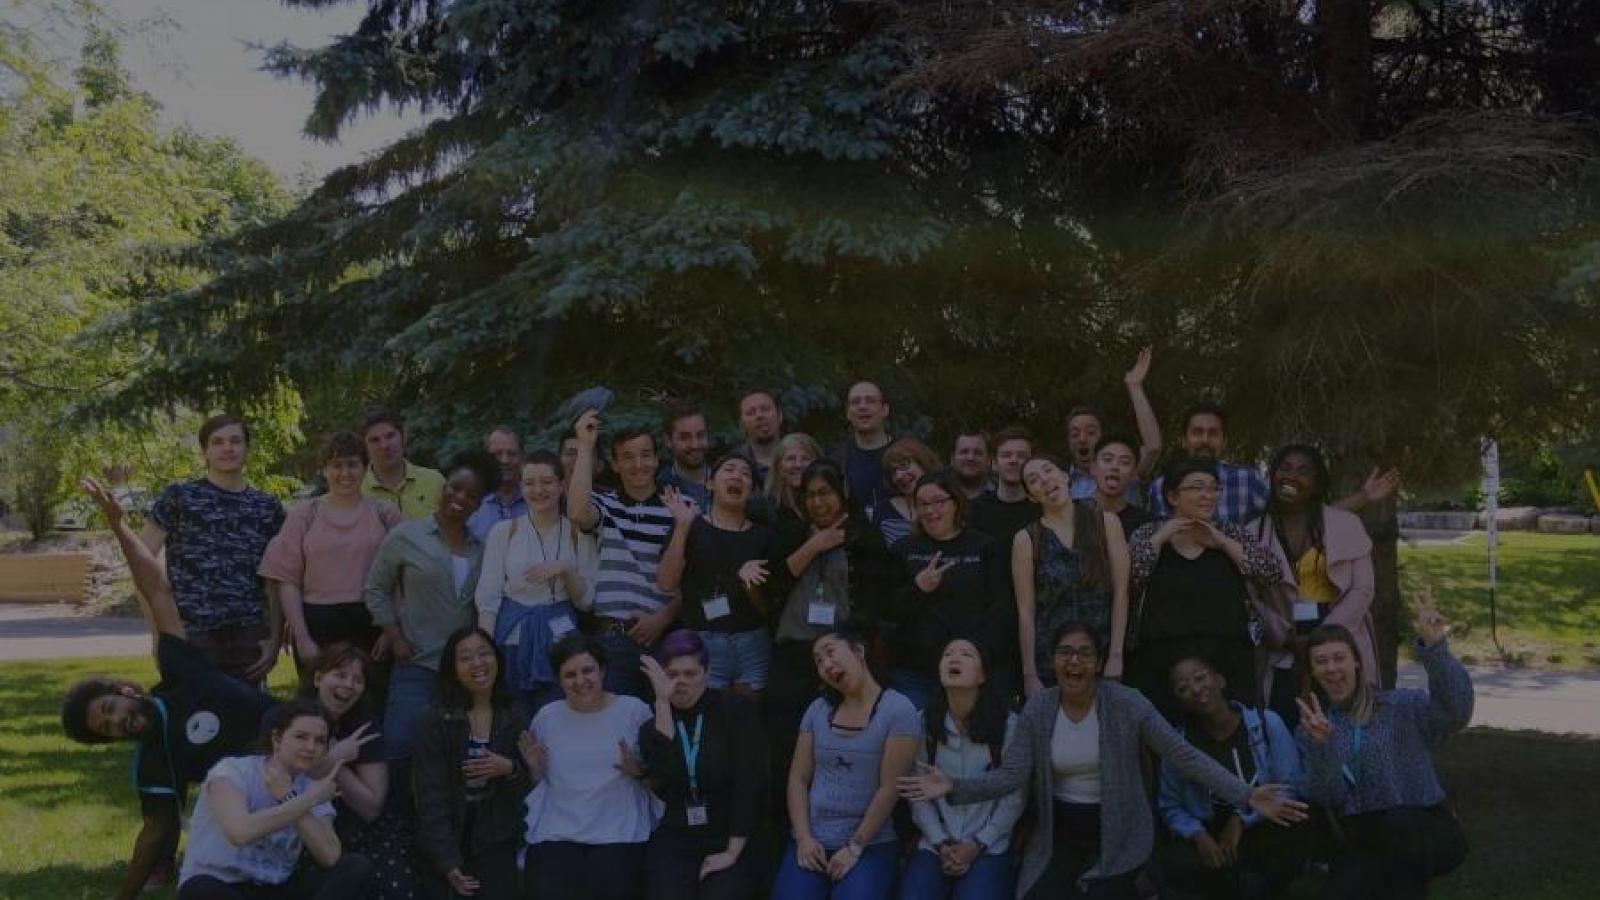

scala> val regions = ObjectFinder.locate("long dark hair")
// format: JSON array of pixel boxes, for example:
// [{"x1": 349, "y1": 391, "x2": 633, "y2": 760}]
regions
[
  {"x1": 437, "y1": 626, "x2": 515, "y2": 711},
  {"x1": 1023, "y1": 456, "x2": 1111, "y2": 588},
  {"x1": 911, "y1": 470, "x2": 970, "y2": 539},
  {"x1": 1258, "y1": 443, "x2": 1330, "y2": 553},
  {"x1": 812, "y1": 624, "x2": 877, "y2": 710},
  {"x1": 922, "y1": 637, "x2": 1009, "y2": 769}
]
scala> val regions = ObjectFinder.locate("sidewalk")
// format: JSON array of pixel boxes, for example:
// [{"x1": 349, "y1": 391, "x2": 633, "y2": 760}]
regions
[
  {"x1": 1398, "y1": 661, "x2": 1600, "y2": 737},
  {"x1": 0, "y1": 602, "x2": 150, "y2": 660}
]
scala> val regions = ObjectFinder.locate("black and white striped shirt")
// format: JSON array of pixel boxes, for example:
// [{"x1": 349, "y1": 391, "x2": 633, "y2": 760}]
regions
[{"x1": 587, "y1": 489, "x2": 675, "y2": 619}]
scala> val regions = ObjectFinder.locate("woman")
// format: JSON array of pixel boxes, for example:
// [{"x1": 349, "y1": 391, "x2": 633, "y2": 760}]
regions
[
  {"x1": 766, "y1": 433, "x2": 824, "y2": 523},
  {"x1": 260, "y1": 432, "x2": 402, "y2": 679},
  {"x1": 292, "y1": 645, "x2": 421, "y2": 900},
  {"x1": 774, "y1": 627, "x2": 920, "y2": 900},
  {"x1": 874, "y1": 438, "x2": 942, "y2": 547},
  {"x1": 638, "y1": 630, "x2": 768, "y2": 899},
  {"x1": 1248, "y1": 444, "x2": 1377, "y2": 729},
  {"x1": 521, "y1": 634, "x2": 661, "y2": 900},
  {"x1": 413, "y1": 627, "x2": 531, "y2": 900},
  {"x1": 1014, "y1": 456, "x2": 1129, "y2": 698},
  {"x1": 1295, "y1": 592, "x2": 1472, "y2": 900},
  {"x1": 899, "y1": 621, "x2": 1306, "y2": 900},
  {"x1": 476, "y1": 450, "x2": 590, "y2": 709},
  {"x1": 1157, "y1": 656, "x2": 1306, "y2": 900},
  {"x1": 659, "y1": 454, "x2": 775, "y2": 696},
  {"x1": 1127, "y1": 457, "x2": 1280, "y2": 719},
  {"x1": 900, "y1": 638, "x2": 1023, "y2": 900},
  {"x1": 886, "y1": 471, "x2": 1009, "y2": 710},
  {"x1": 764, "y1": 461, "x2": 900, "y2": 807},
  {"x1": 176, "y1": 701, "x2": 371, "y2": 899}
]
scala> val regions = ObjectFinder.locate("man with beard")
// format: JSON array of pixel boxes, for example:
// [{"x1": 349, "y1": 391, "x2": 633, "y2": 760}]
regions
[
  {"x1": 1146, "y1": 404, "x2": 1270, "y2": 525},
  {"x1": 658, "y1": 402, "x2": 713, "y2": 510},
  {"x1": 950, "y1": 427, "x2": 993, "y2": 499},
  {"x1": 735, "y1": 388, "x2": 785, "y2": 485},
  {"x1": 63, "y1": 479, "x2": 276, "y2": 900},
  {"x1": 466, "y1": 424, "x2": 528, "y2": 541}
]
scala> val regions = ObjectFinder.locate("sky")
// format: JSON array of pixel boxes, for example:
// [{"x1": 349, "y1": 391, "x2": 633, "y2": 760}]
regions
[{"x1": 99, "y1": 0, "x2": 422, "y2": 181}]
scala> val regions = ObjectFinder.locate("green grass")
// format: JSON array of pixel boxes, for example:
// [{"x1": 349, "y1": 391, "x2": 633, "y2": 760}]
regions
[
  {"x1": 0, "y1": 656, "x2": 296, "y2": 899},
  {"x1": 0, "y1": 657, "x2": 1595, "y2": 899},
  {"x1": 1399, "y1": 532, "x2": 1600, "y2": 668}
]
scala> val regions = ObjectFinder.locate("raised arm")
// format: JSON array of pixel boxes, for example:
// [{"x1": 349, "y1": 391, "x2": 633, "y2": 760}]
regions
[
  {"x1": 1409, "y1": 591, "x2": 1474, "y2": 744},
  {"x1": 1103, "y1": 511, "x2": 1130, "y2": 680},
  {"x1": 655, "y1": 491, "x2": 698, "y2": 592},
  {"x1": 1123, "y1": 347, "x2": 1163, "y2": 478},
  {"x1": 565, "y1": 409, "x2": 602, "y2": 532},
  {"x1": 1333, "y1": 467, "x2": 1402, "y2": 513},
  {"x1": 83, "y1": 479, "x2": 183, "y2": 641}
]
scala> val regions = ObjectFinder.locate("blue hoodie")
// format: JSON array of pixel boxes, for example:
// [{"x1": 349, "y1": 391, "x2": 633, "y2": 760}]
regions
[{"x1": 1158, "y1": 703, "x2": 1304, "y2": 837}]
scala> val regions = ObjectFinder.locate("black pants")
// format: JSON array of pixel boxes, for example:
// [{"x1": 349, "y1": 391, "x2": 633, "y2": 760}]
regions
[
  {"x1": 297, "y1": 601, "x2": 387, "y2": 699},
  {"x1": 424, "y1": 839, "x2": 521, "y2": 900},
  {"x1": 1159, "y1": 820, "x2": 1308, "y2": 899},
  {"x1": 1322, "y1": 805, "x2": 1467, "y2": 900},
  {"x1": 765, "y1": 640, "x2": 819, "y2": 832},
  {"x1": 1026, "y1": 801, "x2": 1140, "y2": 900},
  {"x1": 643, "y1": 837, "x2": 764, "y2": 900},
  {"x1": 525, "y1": 841, "x2": 646, "y2": 900},
  {"x1": 177, "y1": 853, "x2": 372, "y2": 900}
]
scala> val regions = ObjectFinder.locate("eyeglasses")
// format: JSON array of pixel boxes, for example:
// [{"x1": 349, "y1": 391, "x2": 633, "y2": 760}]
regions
[{"x1": 1052, "y1": 646, "x2": 1099, "y2": 661}]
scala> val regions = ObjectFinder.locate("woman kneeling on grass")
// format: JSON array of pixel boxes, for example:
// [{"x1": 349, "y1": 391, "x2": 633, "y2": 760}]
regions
[
  {"x1": 1296, "y1": 591, "x2": 1472, "y2": 900},
  {"x1": 177, "y1": 701, "x2": 371, "y2": 900}
]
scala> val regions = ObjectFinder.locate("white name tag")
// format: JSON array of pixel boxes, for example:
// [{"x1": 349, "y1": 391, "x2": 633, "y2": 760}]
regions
[
  {"x1": 1293, "y1": 601, "x2": 1321, "y2": 622},
  {"x1": 549, "y1": 616, "x2": 576, "y2": 637},
  {"x1": 807, "y1": 600, "x2": 837, "y2": 626},
  {"x1": 685, "y1": 804, "x2": 709, "y2": 827},
  {"x1": 702, "y1": 593, "x2": 731, "y2": 621}
]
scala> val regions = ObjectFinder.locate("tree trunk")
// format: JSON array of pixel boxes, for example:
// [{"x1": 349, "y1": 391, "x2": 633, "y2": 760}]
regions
[
  {"x1": 1317, "y1": 0, "x2": 1373, "y2": 141},
  {"x1": 1364, "y1": 500, "x2": 1402, "y2": 687}
]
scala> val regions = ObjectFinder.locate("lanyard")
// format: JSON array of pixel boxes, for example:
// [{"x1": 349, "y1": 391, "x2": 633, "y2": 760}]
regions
[
  {"x1": 676, "y1": 713, "x2": 705, "y2": 801},
  {"x1": 529, "y1": 515, "x2": 563, "y2": 601}
]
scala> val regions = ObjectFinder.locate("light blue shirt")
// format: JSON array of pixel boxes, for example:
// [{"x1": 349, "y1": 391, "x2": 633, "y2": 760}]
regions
[{"x1": 468, "y1": 492, "x2": 529, "y2": 543}]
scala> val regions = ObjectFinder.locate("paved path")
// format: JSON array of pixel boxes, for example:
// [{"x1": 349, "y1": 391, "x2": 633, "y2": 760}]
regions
[
  {"x1": 2, "y1": 605, "x2": 1597, "y2": 736},
  {"x1": 0, "y1": 603, "x2": 151, "y2": 660}
]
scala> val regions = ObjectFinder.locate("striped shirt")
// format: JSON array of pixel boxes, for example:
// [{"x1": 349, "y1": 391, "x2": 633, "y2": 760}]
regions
[
  {"x1": 587, "y1": 489, "x2": 675, "y2": 619},
  {"x1": 1147, "y1": 462, "x2": 1268, "y2": 526}
]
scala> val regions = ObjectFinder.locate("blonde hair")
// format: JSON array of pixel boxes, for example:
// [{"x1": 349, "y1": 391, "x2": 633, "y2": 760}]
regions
[
  {"x1": 1306, "y1": 625, "x2": 1375, "y2": 724},
  {"x1": 766, "y1": 433, "x2": 824, "y2": 512}
]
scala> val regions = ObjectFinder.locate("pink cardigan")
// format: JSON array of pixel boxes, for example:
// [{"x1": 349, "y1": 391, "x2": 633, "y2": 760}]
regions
[{"x1": 1246, "y1": 506, "x2": 1379, "y2": 696}]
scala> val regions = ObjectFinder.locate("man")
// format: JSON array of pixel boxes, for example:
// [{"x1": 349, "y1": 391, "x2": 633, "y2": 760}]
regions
[
  {"x1": 466, "y1": 425, "x2": 528, "y2": 541},
  {"x1": 735, "y1": 388, "x2": 785, "y2": 484},
  {"x1": 1065, "y1": 346, "x2": 1163, "y2": 501},
  {"x1": 657, "y1": 403, "x2": 712, "y2": 510},
  {"x1": 66, "y1": 479, "x2": 275, "y2": 900},
  {"x1": 968, "y1": 426, "x2": 1041, "y2": 541},
  {"x1": 828, "y1": 380, "x2": 896, "y2": 519},
  {"x1": 140, "y1": 414, "x2": 285, "y2": 682},
  {"x1": 567, "y1": 409, "x2": 680, "y2": 699},
  {"x1": 1092, "y1": 435, "x2": 1155, "y2": 539},
  {"x1": 359, "y1": 409, "x2": 446, "y2": 519},
  {"x1": 950, "y1": 427, "x2": 993, "y2": 499}
]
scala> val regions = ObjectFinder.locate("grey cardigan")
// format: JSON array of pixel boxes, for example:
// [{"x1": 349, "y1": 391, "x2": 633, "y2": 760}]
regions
[{"x1": 950, "y1": 681, "x2": 1255, "y2": 897}]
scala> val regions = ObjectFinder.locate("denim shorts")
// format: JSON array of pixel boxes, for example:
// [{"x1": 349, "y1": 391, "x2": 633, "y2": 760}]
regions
[{"x1": 698, "y1": 628, "x2": 771, "y2": 690}]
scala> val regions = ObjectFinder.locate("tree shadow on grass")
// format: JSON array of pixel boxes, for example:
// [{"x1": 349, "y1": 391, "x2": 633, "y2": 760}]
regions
[{"x1": 0, "y1": 861, "x2": 172, "y2": 900}]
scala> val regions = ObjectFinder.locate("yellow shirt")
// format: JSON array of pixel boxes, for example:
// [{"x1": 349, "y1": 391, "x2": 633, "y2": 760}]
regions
[
  {"x1": 362, "y1": 461, "x2": 445, "y2": 520},
  {"x1": 1294, "y1": 546, "x2": 1340, "y2": 604}
]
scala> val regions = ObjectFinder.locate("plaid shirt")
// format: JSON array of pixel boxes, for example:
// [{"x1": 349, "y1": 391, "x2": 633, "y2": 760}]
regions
[{"x1": 1147, "y1": 461, "x2": 1268, "y2": 526}]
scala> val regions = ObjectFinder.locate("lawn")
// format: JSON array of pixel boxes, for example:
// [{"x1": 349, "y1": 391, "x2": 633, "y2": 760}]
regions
[
  {"x1": 1399, "y1": 532, "x2": 1600, "y2": 668},
  {"x1": 0, "y1": 656, "x2": 1596, "y2": 899}
]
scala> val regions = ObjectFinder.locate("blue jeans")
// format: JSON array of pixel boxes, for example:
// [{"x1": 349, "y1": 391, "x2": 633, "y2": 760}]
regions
[
  {"x1": 887, "y1": 667, "x2": 939, "y2": 711},
  {"x1": 773, "y1": 840, "x2": 898, "y2": 900},
  {"x1": 898, "y1": 848, "x2": 1014, "y2": 900},
  {"x1": 598, "y1": 630, "x2": 653, "y2": 702},
  {"x1": 699, "y1": 628, "x2": 771, "y2": 690},
  {"x1": 383, "y1": 661, "x2": 438, "y2": 762}
]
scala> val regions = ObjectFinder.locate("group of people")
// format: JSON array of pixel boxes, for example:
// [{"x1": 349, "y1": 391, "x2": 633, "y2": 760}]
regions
[{"x1": 61, "y1": 354, "x2": 1473, "y2": 900}]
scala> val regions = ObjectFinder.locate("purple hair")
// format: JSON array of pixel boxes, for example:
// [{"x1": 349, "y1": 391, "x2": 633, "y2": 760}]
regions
[{"x1": 655, "y1": 629, "x2": 709, "y2": 669}]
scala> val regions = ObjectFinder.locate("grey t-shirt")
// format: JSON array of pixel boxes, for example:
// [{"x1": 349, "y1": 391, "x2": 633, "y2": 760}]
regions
[
  {"x1": 799, "y1": 689, "x2": 920, "y2": 848},
  {"x1": 179, "y1": 755, "x2": 335, "y2": 887}
]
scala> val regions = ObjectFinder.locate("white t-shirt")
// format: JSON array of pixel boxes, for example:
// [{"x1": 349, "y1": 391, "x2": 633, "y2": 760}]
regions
[
  {"x1": 179, "y1": 755, "x2": 335, "y2": 887},
  {"x1": 1050, "y1": 705, "x2": 1102, "y2": 804},
  {"x1": 524, "y1": 695, "x2": 662, "y2": 845}
]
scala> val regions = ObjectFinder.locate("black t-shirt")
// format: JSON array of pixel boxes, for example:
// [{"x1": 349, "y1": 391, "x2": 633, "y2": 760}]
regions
[
  {"x1": 1190, "y1": 717, "x2": 1255, "y2": 821},
  {"x1": 638, "y1": 690, "x2": 766, "y2": 853},
  {"x1": 137, "y1": 634, "x2": 275, "y2": 814},
  {"x1": 969, "y1": 494, "x2": 1042, "y2": 543},
  {"x1": 887, "y1": 530, "x2": 1010, "y2": 674},
  {"x1": 842, "y1": 441, "x2": 892, "y2": 520},
  {"x1": 678, "y1": 516, "x2": 774, "y2": 633},
  {"x1": 1141, "y1": 546, "x2": 1250, "y2": 643}
]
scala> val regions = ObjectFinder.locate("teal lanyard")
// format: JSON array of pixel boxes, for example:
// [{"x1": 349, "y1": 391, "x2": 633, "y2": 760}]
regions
[
  {"x1": 1340, "y1": 721, "x2": 1365, "y2": 787},
  {"x1": 676, "y1": 713, "x2": 705, "y2": 801}
]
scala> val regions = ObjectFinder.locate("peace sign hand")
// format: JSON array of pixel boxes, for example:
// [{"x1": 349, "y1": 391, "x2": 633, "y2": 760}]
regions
[
  {"x1": 1412, "y1": 587, "x2": 1450, "y2": 647},
  {"x1": 1294, "y1": 694, "x2": 1332, "y2": 745},
  {"x1": 914, "y1": 552, "x2": 956, "y2": 593}
]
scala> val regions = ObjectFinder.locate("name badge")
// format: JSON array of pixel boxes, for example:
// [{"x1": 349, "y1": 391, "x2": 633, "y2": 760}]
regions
[
  {"x1": 702, "y1": 593, "x2": 731, "y2": 621},
  {"x1": 1292, "y1": 601, "x2": 1321, "y2": 622},
  {"x1": 685, "y1": 803, "x2": 709, "y2": 827},
  {"x1": 807, "y1": 600, "x2": 836, "y2": 626},
  {"x1": 549, "y1": 616, "x2": 576, "y2": 637}
]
